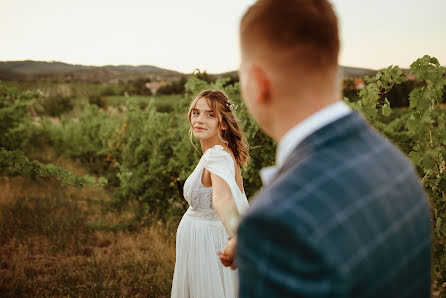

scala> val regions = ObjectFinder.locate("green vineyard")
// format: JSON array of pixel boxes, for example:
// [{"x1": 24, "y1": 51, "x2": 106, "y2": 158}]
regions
[{"x1": 1, "y1": 56, "x2": 445, "y2": 297}]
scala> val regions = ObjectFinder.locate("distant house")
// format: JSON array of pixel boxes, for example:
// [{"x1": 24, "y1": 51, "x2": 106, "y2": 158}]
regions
[
  {"x1": 354, "y1": 78, "x2": 365, "y2": 90},
  {"x1": 407, "y1": 74, "x2": 416, "y2": 81},
  {"x1": 145, "y1": 81, "x2": 169, "y2": 94}
]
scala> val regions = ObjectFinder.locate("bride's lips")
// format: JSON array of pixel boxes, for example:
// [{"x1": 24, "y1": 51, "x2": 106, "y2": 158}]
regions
[{"x1": 194, "y1": 127, "x2": 206, "y2": 131}]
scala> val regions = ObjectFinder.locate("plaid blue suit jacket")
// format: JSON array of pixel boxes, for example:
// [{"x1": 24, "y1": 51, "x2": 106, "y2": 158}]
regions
[{"x1": 236, "y1": 111, "x2": 432, "y2": 298}]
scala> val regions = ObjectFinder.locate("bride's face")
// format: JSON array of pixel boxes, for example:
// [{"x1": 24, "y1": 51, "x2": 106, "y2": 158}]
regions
[{"x1": 190, "y1": 97, "x2": 220, "y2": 141}]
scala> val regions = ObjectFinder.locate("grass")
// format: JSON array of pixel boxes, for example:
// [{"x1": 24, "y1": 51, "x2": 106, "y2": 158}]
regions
[{"x1": 0, "y1": 149, "x2": 177, "y2": 297}]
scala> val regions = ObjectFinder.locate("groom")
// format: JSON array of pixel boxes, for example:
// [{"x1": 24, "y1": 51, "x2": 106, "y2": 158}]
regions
[{"x1": 220, "y1": 0, "x2": 432, "y2": 297}]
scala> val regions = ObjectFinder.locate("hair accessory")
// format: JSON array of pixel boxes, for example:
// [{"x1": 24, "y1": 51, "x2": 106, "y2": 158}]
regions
[{"x1": 225, "y1": 100, "x2": 238, "y2": 111}]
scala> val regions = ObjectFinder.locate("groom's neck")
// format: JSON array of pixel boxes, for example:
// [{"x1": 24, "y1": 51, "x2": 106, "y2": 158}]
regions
[{"x1": 268, "y1": 88, "x2": 340, "y2": 143}]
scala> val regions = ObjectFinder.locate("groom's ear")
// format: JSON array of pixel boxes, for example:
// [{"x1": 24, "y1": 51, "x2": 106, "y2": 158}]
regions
[{"x1": 251, "y1": 65, "x2": 271, "y2": 105}]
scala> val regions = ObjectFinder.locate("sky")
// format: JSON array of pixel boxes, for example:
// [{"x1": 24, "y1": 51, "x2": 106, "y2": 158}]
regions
[{"x1": 1, "y1": 0, "x2": 445, "y2": 73}]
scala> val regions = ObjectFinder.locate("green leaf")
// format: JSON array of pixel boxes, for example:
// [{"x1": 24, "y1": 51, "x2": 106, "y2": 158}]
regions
[{"x1": 437, "y1": 217, "x2": 442, "y2": 237}]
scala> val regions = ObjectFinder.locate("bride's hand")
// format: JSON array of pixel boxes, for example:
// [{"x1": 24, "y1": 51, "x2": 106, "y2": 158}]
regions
[
  {"x1": 217, "y1": 251, "x2": 233, "y2": 267},
  {"x1": 217, "y1": 235, "x2": 238, "y2": 270}
]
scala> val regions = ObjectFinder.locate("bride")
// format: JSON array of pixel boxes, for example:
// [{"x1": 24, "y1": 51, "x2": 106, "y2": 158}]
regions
[{"x1": 171, "y1": 89, "x2": 250, "y2": 298}]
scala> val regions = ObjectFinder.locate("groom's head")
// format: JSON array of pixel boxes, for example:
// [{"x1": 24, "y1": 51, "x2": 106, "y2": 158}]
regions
[{"x1": 239, "y1": 0, "x2": 340, "y2": 140}]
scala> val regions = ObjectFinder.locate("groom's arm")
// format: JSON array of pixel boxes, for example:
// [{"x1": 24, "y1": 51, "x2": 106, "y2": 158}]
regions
[{"x1": 236, "y1": 208, "x2": 337, "y2": 298}]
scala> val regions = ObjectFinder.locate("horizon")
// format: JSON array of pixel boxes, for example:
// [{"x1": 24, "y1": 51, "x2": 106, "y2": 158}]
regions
[{"x1": 0, "y1": 59, "x2": 383, "y2": 74}]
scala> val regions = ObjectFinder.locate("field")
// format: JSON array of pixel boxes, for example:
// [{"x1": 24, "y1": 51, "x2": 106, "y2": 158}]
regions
[
  {"x1": 1, "y1": 57, "x2": 446, "y2": 297},
  {"x1": 0, "y1": 83, "x2": 192, "y2": 296},
  {"x1": 0, "y1": 145, "x2": 177, "y2": 297}
]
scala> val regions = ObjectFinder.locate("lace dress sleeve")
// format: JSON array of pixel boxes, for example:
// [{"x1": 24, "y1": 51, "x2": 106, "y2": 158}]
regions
[{"x1": 203, "y1": 145, "x2": 249, "y2": 214}]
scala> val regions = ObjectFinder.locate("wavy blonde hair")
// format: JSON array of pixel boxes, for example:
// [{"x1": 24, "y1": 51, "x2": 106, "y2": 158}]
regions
[{"x1": 187, "y1": 89, "x2": 250, "y2": 169}]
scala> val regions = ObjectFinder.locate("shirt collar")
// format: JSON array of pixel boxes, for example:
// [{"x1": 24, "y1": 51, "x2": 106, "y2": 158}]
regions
[
  {"x1": 276, "y1": 101, "x2": 352, "y2": 168},
  {"x1": 260, "y1": 101, "x2": 352, "y2": 186}
]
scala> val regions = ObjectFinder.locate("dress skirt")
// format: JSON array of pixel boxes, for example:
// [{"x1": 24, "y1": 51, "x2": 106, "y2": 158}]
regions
[{"x1": 171, "y1": 208, "x2": 238, "y2": 298}]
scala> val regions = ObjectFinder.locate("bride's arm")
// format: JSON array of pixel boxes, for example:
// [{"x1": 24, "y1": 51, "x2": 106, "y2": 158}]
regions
[{"x1": 210, "y1": 172, "x2": 240, "y2": 236}]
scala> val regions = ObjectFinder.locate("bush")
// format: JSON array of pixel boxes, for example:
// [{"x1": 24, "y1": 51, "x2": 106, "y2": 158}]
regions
[
  {"x1": 40, "y1": 103, "x2": 122, "y2": 179},
  {"x1": 344, "y1": 56, "x2": 446, "y2": 296},
  {"x1": 40, "y1": 95, "x2": 74, "y2": 117},
  {"x1": 157, "y1": 77, "x2": 187, "y2": 95},
  {"x1": 0, "y1": 81, "x2": 105, "y2": 188},
  {"x1": 88, "y1": 94, "x2": 107, "y2": 108},
  {"x1": 0, "y1": 82, "x2": 36, "y2": 151}
]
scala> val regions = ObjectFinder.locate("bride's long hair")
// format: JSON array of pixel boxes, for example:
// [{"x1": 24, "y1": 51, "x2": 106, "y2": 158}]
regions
[{"x1": 187, "y1": 89, "x2": 250, "y2": 169}]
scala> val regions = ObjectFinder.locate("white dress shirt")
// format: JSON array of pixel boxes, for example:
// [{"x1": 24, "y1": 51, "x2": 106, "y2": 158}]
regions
[{"x1": 260, "y1": 101, "x2": 352, "y2": 186}]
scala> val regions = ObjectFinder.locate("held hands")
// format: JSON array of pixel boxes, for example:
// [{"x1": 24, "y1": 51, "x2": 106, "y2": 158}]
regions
[{"x1": 217, "y1": 235, "x2": 238, "y2": 270}]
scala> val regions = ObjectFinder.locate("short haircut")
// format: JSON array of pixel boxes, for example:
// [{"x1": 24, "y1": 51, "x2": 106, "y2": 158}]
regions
[{"x1": 240, "y1": 0, "x2": 339, "y2": 72}]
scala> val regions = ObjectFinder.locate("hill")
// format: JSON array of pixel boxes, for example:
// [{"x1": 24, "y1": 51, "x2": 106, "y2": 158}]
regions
[
  {"x1": 341, "y1": 66, "x2": 376, "y2": 78},
  {"x1": 0, "y1": 60, "x2": 183, "y2": 82},
  {"x1": 0, "y1": 60, "x2": 377, "y2": 82}
]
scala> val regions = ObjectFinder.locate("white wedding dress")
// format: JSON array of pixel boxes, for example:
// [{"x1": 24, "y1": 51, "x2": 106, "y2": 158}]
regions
[{"x1": 171, "y1": 145, "x2": 250, "y2": 298}]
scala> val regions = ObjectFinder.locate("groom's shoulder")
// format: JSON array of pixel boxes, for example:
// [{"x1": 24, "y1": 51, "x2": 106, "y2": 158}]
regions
[
  {"x1": 245, "y1": 121, "x2": 425, "y2": 226},
  {"x1": 237, "y1": 114, "x2": 431, "y2": 297}
]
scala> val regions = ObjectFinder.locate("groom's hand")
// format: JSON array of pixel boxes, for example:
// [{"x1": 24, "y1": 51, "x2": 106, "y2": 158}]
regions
[{"x1": 217, "y1": 235, "x2": 238, "y2": 270}]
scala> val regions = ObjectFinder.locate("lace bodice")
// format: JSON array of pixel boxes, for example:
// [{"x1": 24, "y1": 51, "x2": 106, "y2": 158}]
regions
[
  {"x1": 183, "y1": 145, "x2": 249, "y2": 221},
  {"x1": 184, "y1": 167, "x2": 219, "y2": 220}
]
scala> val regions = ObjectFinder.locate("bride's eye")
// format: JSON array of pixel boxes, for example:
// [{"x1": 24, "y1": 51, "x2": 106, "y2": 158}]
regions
[
  {"x1": 207, "y1": 113, "x2": 215, "y2": 118},
  {"x1": 192, "y1": 111, "x2": 199, "y2": 116}
]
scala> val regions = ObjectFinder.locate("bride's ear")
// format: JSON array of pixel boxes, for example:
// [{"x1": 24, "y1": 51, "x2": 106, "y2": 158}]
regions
[{"x1": 221, "y1": 120, "x2": 228, "y2": 131}]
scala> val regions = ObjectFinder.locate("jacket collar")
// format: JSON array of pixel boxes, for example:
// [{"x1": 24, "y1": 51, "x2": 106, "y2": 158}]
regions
[{"x1": 266, "y1": 111, "x2": 368, "y2": 186}]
